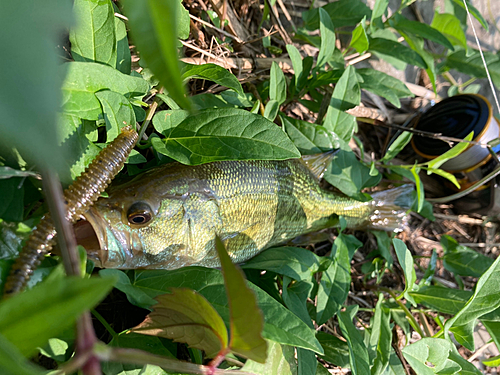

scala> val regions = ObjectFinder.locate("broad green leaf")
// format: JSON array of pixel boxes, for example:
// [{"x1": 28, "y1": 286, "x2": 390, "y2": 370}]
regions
[
  {"x1": 309, "y1": 69, "x2": 344, "y2": 90},
  {"x1": 370, "y1": 230, "x2": 393, "y2": 267},
  {"x1": 0, "y1": 178, "x2": 24, "y2": 222},
  {"x1": 158, "y1": 108, "x2": 300, "y2": 165},
  {"x1": 282, "y1": 277, "x2": 314, "y2": 329},
  {"x1": 115, "y1": 16, "x2": 132, "y2": 74},
  {"x1": 390, "y1": 15, "x2": 454, "y2": 50},
  {"x1": 370, "y1": 0, "x2": 389, "y2": 31},
  {"x1": 264, "y1": 99, "x2": 280, "y2": 121},
  {"x1": 316, "y1": 331, "x2": 350, "y2": 368},
  {"x1": 297, "y1": 348, "x2": 317, "y2": 375},
  {"x1": 445, "y1": 254, "x2": 500, "y2": 350},
  {"x1": 357, "y1": 69, "x2": 413, "y2": 109},
  {"x1": 39, "y1": 337, "x2": 71, "y2": 363},
  {"x1": 0, "y1": 221, "x2": 32, "y2": 259},
  {"x1": 191, "y1": 90, "x2": 254, "y2": 110},
  {"x1": 368, "y1": 38, "x2": 427, "y2": 68},
  {"x1": 95, "y1": 90, "x2": 136, "y2": 141},
  {"x1": 70, "y1": 0, "x2": 117, "y2": 67},
  {"x1": 431, "y1": 12, "x2": 466, "y2": 49},
  {"x1": 443, "y1": 249, "x2": 493, "y2": 277},
  {"x1": 483, "y1": 354, "x2": 500, "y2": 368},
  {"x1": 101, "y1": 268, "x2": 324, "y2": 354},
  {"x1": 0, "y1": 333, "x2": 45, "y2": 375},
  {"x1": 381, "y1": 131, "x2": 413, "y2": 163},
  {"x1": 427, "y1": 131, "x2": 474, "y2": 170},
  {"x1": 338, "y1": 306, "x2": 370, "y2": 375},
  {"x1": 370, "y1": 298, "x2": 392, "y2": 375},
  {"x1": 0, "y1": 0, "x2": 73, "y2": 176},
  {"x1": 241, "y1": 247, "x2": 321, "y2": 281},
  {"x1": 425, "y1": 168, "x2": 460, "y2": 188},
  {"x1": 121, "y1": 0, "x2": 190, "y2": 109},
  {"x1": 450, "y1": 0, "x2": 488, "y2": 30},
  {"x1": 385, "y1": 352, "x2": 406, "y2": 375},
  {"x1": 61, "y1": 61, "x2": 149, "y2": 120},
  {"x1": 402, "y1": 338, "x2": 461, "y2": 375},
  {"x1": 100, "y1": 269, "x2": 157, "y2": 309},
  {"x1": 316, "y1": 9, "x2": 336, "y2": 70},
  {"x1": 369, "y1": 29, "x2": 407, "y2": 70},
  {"x1": 269, "y1": 62, "x2": 287, "y2": 105},
  {"x1": 215, "y1": 237, "x2": 267, "y2": 362},
  {"x1": 286, "y1": 45, "x2": 303, "y2": 96},
  {"x1": 152, "y1": 109, "x2": 190, "y2": 135},
  {"x1": 316, "y1": 234, "x2": 361, "y2": 324},
  {"x1": 131, "y1": 288, "x2": 228, "y2": 358},
  {"x1": 303, "y1": 0, "x2": 371, "y2": 30},
  {"x1": 445, "y1": 50, "x2": 500, "y2": 88},
  {"x1": 350, "y1": 18, "x2": 369, "y2": 54},
  {"x1": 0, "y1": 276, "x2": 115, "y2": 356},
  {"x1": 324, "y1": 65, "x2": 360, "y2": 141},
  {"x1": 241, "y1": 340, "x2": 297, "y2": 375},
  {"x1": 182, "y1": 63, "x2": 243, "y2": 95},
  {"x1": 175, "y1": 0, "x2": 190, "y2": 40},
  {"x1": 410, "y1": 286, "x2": 470, "y2": 315},
  {"x1": 393, "y1": 239, "x2": 416, "y2": 302},
  {"x1": 281, "y1": 115, "x2": 340, "y2": 155},
  {"x1": 323, "y1": 138, "x2": 381, "y2": 199}
]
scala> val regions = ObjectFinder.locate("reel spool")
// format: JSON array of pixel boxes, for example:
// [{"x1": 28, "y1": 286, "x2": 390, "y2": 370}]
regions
[{"x1": 411, "y1": 94, "x2": 500, "y2": 215}]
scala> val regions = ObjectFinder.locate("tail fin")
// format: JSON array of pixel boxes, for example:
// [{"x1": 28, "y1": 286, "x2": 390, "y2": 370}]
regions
[{"x1": 368, "y1": 185, "x2": 414, "y2": 232}]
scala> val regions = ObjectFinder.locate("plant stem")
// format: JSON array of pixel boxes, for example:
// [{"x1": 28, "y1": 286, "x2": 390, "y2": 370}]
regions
[{"x1": 91, "y1": 309, "x2": 118, "y2": 339}]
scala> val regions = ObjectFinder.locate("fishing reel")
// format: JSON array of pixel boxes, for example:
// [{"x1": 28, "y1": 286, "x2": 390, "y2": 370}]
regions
[{"x1": 407, "y1": 94, "x2": 500, "y2": 216}]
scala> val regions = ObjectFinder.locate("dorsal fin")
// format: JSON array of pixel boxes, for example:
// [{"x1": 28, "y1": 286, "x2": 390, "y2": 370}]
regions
[{"x1": 301, "y1": 149, "x2": 339, "y2": 180}]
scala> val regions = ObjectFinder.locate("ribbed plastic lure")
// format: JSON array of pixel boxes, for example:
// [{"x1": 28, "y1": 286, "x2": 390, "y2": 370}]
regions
[{"x1": 3, "y1": 126, "x2": 138, "y2": 296}]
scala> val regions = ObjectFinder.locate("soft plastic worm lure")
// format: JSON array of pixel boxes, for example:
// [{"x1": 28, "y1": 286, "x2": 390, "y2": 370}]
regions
[{"x1": 3, "y1": 126, "x2": 138, "y2": 296}]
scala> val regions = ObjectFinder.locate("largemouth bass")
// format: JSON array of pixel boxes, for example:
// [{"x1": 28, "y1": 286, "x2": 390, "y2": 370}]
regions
[{"x1": 74, "y1": 157, "x2": 412, "y2": 269}]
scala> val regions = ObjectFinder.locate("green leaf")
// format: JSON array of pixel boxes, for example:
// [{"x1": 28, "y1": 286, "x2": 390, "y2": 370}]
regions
[
  {"x1": 350, "y1": 18, "x2": 369, "y2": 54},
  {"x1": 95, "y1": 90, "x2": 136, "y2": 141},
  {"x1": 357, "y1": 69, "x2": 413, "y2": 109},
  {"x1": 191, "y1": 90, "x2": 254, "y2": 110},
  {"x1": 269, "y1": 62, "x2": 287, "y2": 105},
  {"x1": 370, "y1": 297, "x2": 392, "y2": 375},
  {"x1": 264, "y1": 99, "x2": 280, "y2": 121},
  {"x1": 215, "y1": 237, "x2": 267, "y2": 362},
  {"x1": 431, "y1": 12, "x2": 467, "y2": 49},
  {"x1": 402, "y1": 338, "x2": 462, "y2": 375},
  {"x1": 425, "y1": 168, "x2": 460, "y2": 188},
  {"x1": 450, "y1": 0, "x2": 488, "y2": 30},
  {"x1": 370, "y1": 230, "x2": 393, "y2": 267},
  {"x1": 101, "y1": 268, "x2": 324, "y2": 354},
  {"x1": 316, "y1": 331, "x2": 350, "y2": 368},
  {"x1": 370, "y1": 0, "x2": 389, "y2": 32},
  {"x1": 303, "y1": 0, "x2": 371, "y2": 30},
  {"x1": 182, "y1": 63, "x2": 243, "y2": 95},
  {"x1": 317, "y1": 9, "x2": 336, "y2": 70},
  {"x1": 444, "y1": 249, "x2": 494, "y2": 278},
  {"x1": 393, "y1": 239, "x2": 416, "y2": 302},
  {"x1": 0, "y1": 0, "x2": 73, "y2": 177},
  {"x1": 316, "y1": 234, "x2": 360, "y2": 324},
  {"x1": 324, "y1": 65, "x2": 360, "y2": 141},
  {"x1": 241, "y1": 340, "x2": 297, "y2": 375},
  {"x1": 381, "y1": 131, "x2": 413, "y2": 163},
  {"x1": 338, "y1": 306, "x2": 370, "y2": 375},
  {"x1": 409, "y1": 286, "x2": 471, "y2": 315},
  {"x1": 281, "y1": 115, "x2": 340, "y2": 155},
  {"x1": 0, "y1": 221, "x2": 32, "y2": 260},
  {"x1": 0, "y1": 178, "x2": 24, "y2": 222},
  {"x1": 286, "y1": 45, "x2": 303, "y2": 96},
  {"x1": 368, "y1": 38, "x2": 427, "y2": 68},
  {"x1": 390, "y1": 15, "x2": 454, "y2": 50},
  {"x1": 0, "y1": 333, "x2": 45, "y2": 375},
  {"x1": 131, "y1": 288, "x2": 228, "y2": 358},
  {"x1": 158, "y1": 108, "x2": 300, "y2": 165},
  {"x1": 323, "y1": 138, "x2": 381, "y2": 199},
  {"x1": 152, "y1": 109, "x2": 190, "y2": 135},
  {"x1": 61, "y1": 61, "x2": 149, "y2": 120},
  {"x1": 0, "y1": 276, "x2": 115, "y2": 356},
  {"x1": 410, "y1": 165, "x2": 424, "y2": 212},
  {"x1": 282, "y1": 277, "x2": 314, "y2": 328},
  {"x1": 175, "y1": 0, "x2": 190, "y2": 40},
  {"x1": 0, "y1": 167, "x2": 40, "y2": 180},
  {"x1": 121, "y1": 0, "x2": 190, "y2": 109},
  {"x1": 115, "y1": 16, "x2": 132, "y2": 74},
  {"x1": 444, "y1": 50, "x2": 500, "y2": 88},
  {"x1": 70, "y1": 0, "x2": 117, "y2": 67},
  {"x1": 445, "y1": 254, "x2": 500, "y2": 350},
  {"x1": 241, "y1": 246, "x2": 321, "y2": 281},
  {"x1": 427, "y1": 131, "x2": 474, "y2": 170},
  {"x1": 297, "y1": 348, "x2": 317, "y2": 375}
]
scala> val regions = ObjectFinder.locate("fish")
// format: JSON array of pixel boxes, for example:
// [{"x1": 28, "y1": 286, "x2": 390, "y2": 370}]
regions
[{"x1": 74, "y1": 155, "x2": 413, "y2": 269}]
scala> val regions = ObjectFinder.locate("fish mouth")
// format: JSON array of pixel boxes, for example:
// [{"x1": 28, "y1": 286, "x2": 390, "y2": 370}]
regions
[{"x1": 74, "y1": 207, "x2": 136, "y2": 268}]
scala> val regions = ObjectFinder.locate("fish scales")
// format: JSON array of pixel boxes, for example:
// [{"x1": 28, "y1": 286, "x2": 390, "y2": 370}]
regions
[{"x1": 76, "y1": 158, "x2": 410, "y2": 269}]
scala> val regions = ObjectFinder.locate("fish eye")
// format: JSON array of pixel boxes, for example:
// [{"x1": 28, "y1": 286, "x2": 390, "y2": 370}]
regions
[{"x1": 127, "y1": 202, "x2": 153, "y2": 226}]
